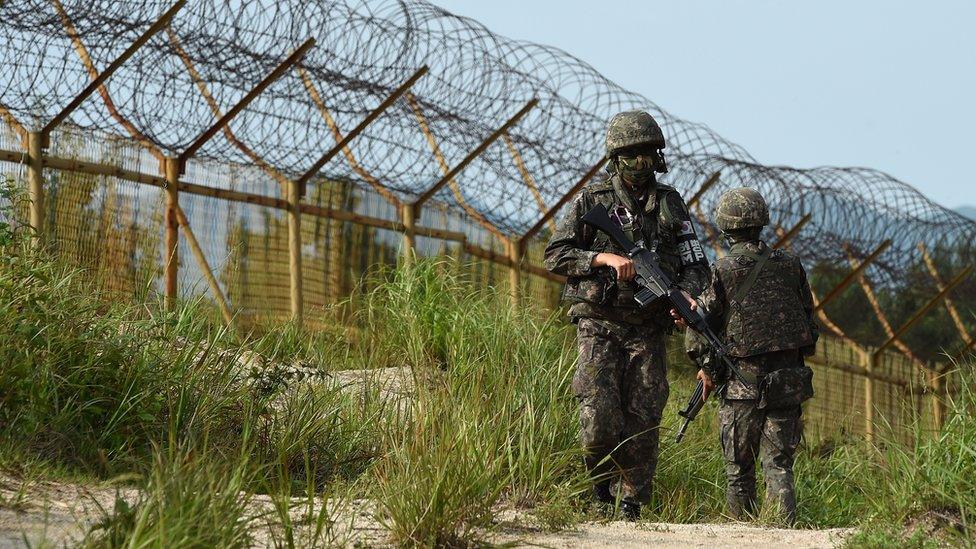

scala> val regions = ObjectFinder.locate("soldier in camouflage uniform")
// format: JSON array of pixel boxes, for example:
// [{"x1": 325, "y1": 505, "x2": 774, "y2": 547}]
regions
[
  {"x1": 680, "y1": 187, "x2": 818, "y2": 524},
  {"x1": 544, "y1": 111, "x2": 710, "y2": 519}
]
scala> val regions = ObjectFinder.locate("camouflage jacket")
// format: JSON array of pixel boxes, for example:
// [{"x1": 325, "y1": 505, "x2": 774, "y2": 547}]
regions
[
  {"x1": 543, "y1": 174, "x2": 710, "y2": 327},
  {"x1": 687, "y1": 240, "x2": 819, "y2": 392}
]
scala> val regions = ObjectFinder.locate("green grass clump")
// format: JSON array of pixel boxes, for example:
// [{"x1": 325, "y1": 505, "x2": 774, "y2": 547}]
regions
[
  {"x1": 0, "y1": 239, "x2": 168, "y2": 471},
  {"x1": 362, "y1": 261, "x2": 588, "y2": 545},
  {"x1": 374, "y1": 401, "x2": 507, "y2": 547},
  {"x1": 0, "y1": 226, "x2": 379, "y2": 544},
  {"x1": 85, "y1": 444, "x2": 255, "y2": 548},
  {"x1": 844, "y1": 369, "x2": 976, "y2": 545}
]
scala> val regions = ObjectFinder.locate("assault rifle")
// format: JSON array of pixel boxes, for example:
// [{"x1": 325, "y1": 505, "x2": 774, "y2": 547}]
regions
[{"x1": 579, "y1": 203, "x2": 737, "y2": 443}]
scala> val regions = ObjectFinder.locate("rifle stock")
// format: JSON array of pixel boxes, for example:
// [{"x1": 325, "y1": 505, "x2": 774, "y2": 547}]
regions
[{"x1": 580, "y1": 203, "x2": 637, "y2": 253}]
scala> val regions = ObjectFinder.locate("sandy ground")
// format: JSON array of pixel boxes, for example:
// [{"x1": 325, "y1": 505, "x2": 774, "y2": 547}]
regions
[
  {"x1": 496, "y1": 521, "x2": 852, "y2": 548},
  {"x1": 0, "y1": 367, "x2": 854, "y2": 547},
  {"x1": 0, "y1": 475, "x2": 853, "y2": 548}
]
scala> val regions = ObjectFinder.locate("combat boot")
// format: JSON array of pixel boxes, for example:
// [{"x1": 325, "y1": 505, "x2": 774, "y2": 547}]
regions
[
  {"x1": 620, "y1": 499, "x2": 641, "y2": 521},
  {"x1": 591, "y1": 482, "x2": 614, "y2": 506}
]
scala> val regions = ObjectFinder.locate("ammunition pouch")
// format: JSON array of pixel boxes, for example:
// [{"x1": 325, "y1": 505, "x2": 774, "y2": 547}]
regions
[
  {"x1": 562, "y1": 269, "x2": 618, "y2": 306},
  {"x1": 757, "y1": 366, "x2": 814, "y2": 410}
]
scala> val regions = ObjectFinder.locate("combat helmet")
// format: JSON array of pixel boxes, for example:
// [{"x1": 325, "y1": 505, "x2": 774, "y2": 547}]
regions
[
  {"x1": 714, "y1": 187, "x2": 770, "y2": 231},
  {"x1": 605, "y1": 110, "x2": 667, "y2": 172}
]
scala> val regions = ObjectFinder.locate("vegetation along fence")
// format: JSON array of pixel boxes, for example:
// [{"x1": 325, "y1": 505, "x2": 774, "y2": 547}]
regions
[{"x1": 2, "y1": 0, "x2": 975, "y2": 443}]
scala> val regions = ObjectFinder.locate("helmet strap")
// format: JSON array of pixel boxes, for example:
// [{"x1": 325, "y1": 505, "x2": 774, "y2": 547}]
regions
[{"x1": 653, "y1": 149, "x2": 668, "y2": 173}]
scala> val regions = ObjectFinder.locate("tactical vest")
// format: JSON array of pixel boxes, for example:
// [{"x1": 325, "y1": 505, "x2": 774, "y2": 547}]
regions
[
  {"x1": 563, "y1": 177, "x2": 683, "y2": 312},
  {"x1": 719, "y1": 244, "x2": 815, "y2": 357}
]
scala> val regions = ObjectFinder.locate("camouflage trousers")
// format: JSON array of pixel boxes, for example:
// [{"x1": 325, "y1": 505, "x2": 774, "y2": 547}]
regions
[
  {"x1": 573, "y1": 317, "x2": 669, "y2": 504},
  {"x1": 718, "y1": 399, "x2": 802, "y2": 523}
]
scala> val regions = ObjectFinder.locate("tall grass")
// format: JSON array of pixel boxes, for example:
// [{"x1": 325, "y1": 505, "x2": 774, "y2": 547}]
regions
[
  {"x1": 85, "y1": 444, "x2": 256, "y2": 548},
  {"x1": 0, "y1": 225, "x2": 381, "y2": 544},
  {"x1": 2, "y1": 200, "x2": 975, "y2": 546},
  {"x1": 361, "y1": 262, "x2": 588, "y2": 545},
  {"x1": 843, "y1": 367, "x2": 976, "y2": 545}
]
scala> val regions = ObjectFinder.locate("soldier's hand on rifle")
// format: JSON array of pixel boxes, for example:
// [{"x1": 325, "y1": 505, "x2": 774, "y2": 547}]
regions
[
  {"x1": 697, "y1": 369, "x2": 715, "y2": 401},
  {"x1": 593, "y1": 253, "x2": 636, "y2": 281},
  {"x1": 669, "y1": 292, "x2": 698, "y2": 329}
]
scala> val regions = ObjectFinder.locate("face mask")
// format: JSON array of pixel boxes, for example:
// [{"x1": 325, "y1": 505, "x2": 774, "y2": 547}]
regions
[{"x1": 616, "y1": 153, "x2": 656, "y2": 187}]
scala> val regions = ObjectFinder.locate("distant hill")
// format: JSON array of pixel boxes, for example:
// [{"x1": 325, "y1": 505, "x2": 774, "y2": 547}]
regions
[{"x1": 955, "y1": 205, "x2": 976, "y2": 221}]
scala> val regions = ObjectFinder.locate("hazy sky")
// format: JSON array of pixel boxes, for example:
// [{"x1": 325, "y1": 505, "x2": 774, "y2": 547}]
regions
[{"x1": 433, "y1": 0, "x2": 975, "y2": 209}]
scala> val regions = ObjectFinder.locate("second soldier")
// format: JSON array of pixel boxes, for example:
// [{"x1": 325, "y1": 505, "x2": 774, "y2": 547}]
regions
[{"x1": 680, "y1": 187, "x2": 818, "y2": 524}]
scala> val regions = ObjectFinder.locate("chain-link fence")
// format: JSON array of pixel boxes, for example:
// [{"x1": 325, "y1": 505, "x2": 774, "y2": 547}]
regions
[{"x1": 2, "y1": 0, "x2": 972, "y2": 442}]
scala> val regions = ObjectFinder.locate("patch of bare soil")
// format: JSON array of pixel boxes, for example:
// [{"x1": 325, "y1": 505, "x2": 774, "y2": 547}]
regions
[
  {"x1": 493, "y1": 519, "x2": 853, "y2": 548},
  {"x1": 1, "y1": 475, "x2": 853, "y2": 548},
  {"x1": 902, "y1": 507, "x2": 968, "y2": 543},
  {"x1": 0, "y1": 476, "x2": 139, "y2": 547}
]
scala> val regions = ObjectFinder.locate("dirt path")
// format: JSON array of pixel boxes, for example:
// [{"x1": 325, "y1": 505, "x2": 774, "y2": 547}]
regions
[
  {"x1": 496, "y1": 521, "x2": 852, "y2": 548},
  {"x1": 0, "y1": 475, "x2": 852, "y2": 548}
]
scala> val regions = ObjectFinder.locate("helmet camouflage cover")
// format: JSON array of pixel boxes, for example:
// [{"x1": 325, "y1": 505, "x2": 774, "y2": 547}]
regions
[
  {"x1": 605, "y1": 110, "x2": 666, "y2": 157},
  {"x1": 714, "y1": 187, "x2": 770, "y2": 231}
]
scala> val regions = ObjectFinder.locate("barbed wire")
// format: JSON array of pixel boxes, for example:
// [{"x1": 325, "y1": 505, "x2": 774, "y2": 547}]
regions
[{"x1": 1, "y1": 0, "x2": 974, "y2": 291}]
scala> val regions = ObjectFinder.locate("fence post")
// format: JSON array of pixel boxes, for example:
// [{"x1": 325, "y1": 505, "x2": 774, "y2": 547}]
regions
[
  {"x1": 521, "y1": 158, "x2": 605, "y2": 243},
  {"x1": 506, "y1": 238, "x2": 522, "y2": 307},
  {"x1": 686, "y1": 170, "x2": 721, "y2": 209},
  {"x1": 929, "y1": 370, "x2": 943, "y2": 432},
  {"x1": 174, "y1": 205, "x2": 235, "y2": 328},
  {"x1": 26, "y1": 131, "x2": 45, "y2": 248},
  {"x1": 412, "y1": 99, "x2": 538, "y2": 214},
  {"x1": 288, "y1": 179, "x2": 304, "y2": 325},
  {"x1": 864, "y1": 352, "x2": 876, "y2": 443},
  {"x1": 164, "y1": 157, "x2": 180, "y2": 310},
  {"x1": 297, "y1": 66, "x2": 427, "y2": 195},
  {"x1": 772, "y1": 213, "x2": 811, "y2": 249},
  {"x1": 402, "y1": 203, "x2": 416, "y2": 265}
]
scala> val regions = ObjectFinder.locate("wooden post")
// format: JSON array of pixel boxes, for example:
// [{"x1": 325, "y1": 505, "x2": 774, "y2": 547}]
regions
[
  {"x1": 875, "y1": 265, "x2": 973, "y2": 354},
  {"x1": 918, "y1": 242, "x2": 975, "y2": 353},
  {"x1": 413, "y1": 99, "x2": 538, "y2": 211},
  {"x1": 815, "y1": 240, "x2": 892, "y2": 312},
  {"x1": 287, "y1": 178, "x2": 303, "y2": 325},
  {"x1": 401, "y1": 203, "x2": 416, "y2": 265},
  {"x1": 164, "y1": 157, "x2": 180, "y2": 310},
  {"x1": 503, "y1": 132, "x2": 554, "y2": 233},
  {"x1": 928, "y1": 369, "x2": 943, "y2": 432},
  {"x1": 686, "y1": 170, "x2": 721, "y2": 209},
  {"x1": 173, "y1": 205, "x2": 234, "y2": 327},
  {"x1": 864, "y1": 353, "x2": 876, "y2": 443},
  {"x1": 44, "y1": 0, "x2": 186, "y2": 137},
  {"x1": 298, "y1": 67, "x2": 403, "y2": 207},
  {"x1": 178, "y1": 38, "x2": 315, "y2": 169},
  {"x1": 27, "y1": 131, "x2": 45, "y2": 248},
  {"x1": 405, "y1": 92, "x2": 520, "y2": 237},
  {"x1": 521, "y1": 158, "x2": 605, "y2": 242},
  {"x1": 297, "y1": 66, "x2": 428, "y2": 191},
  {"x1": 506, "y1": 238, "x2": 522, "y2": 307},
  {"x1": 772, "y1": 213, "x2": 811, "y2": 249}
]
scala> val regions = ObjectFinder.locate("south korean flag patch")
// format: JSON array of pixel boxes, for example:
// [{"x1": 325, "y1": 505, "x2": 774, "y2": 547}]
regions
[{"x1": 676, "y1": 220, "x2": 707, "y2": 266}]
